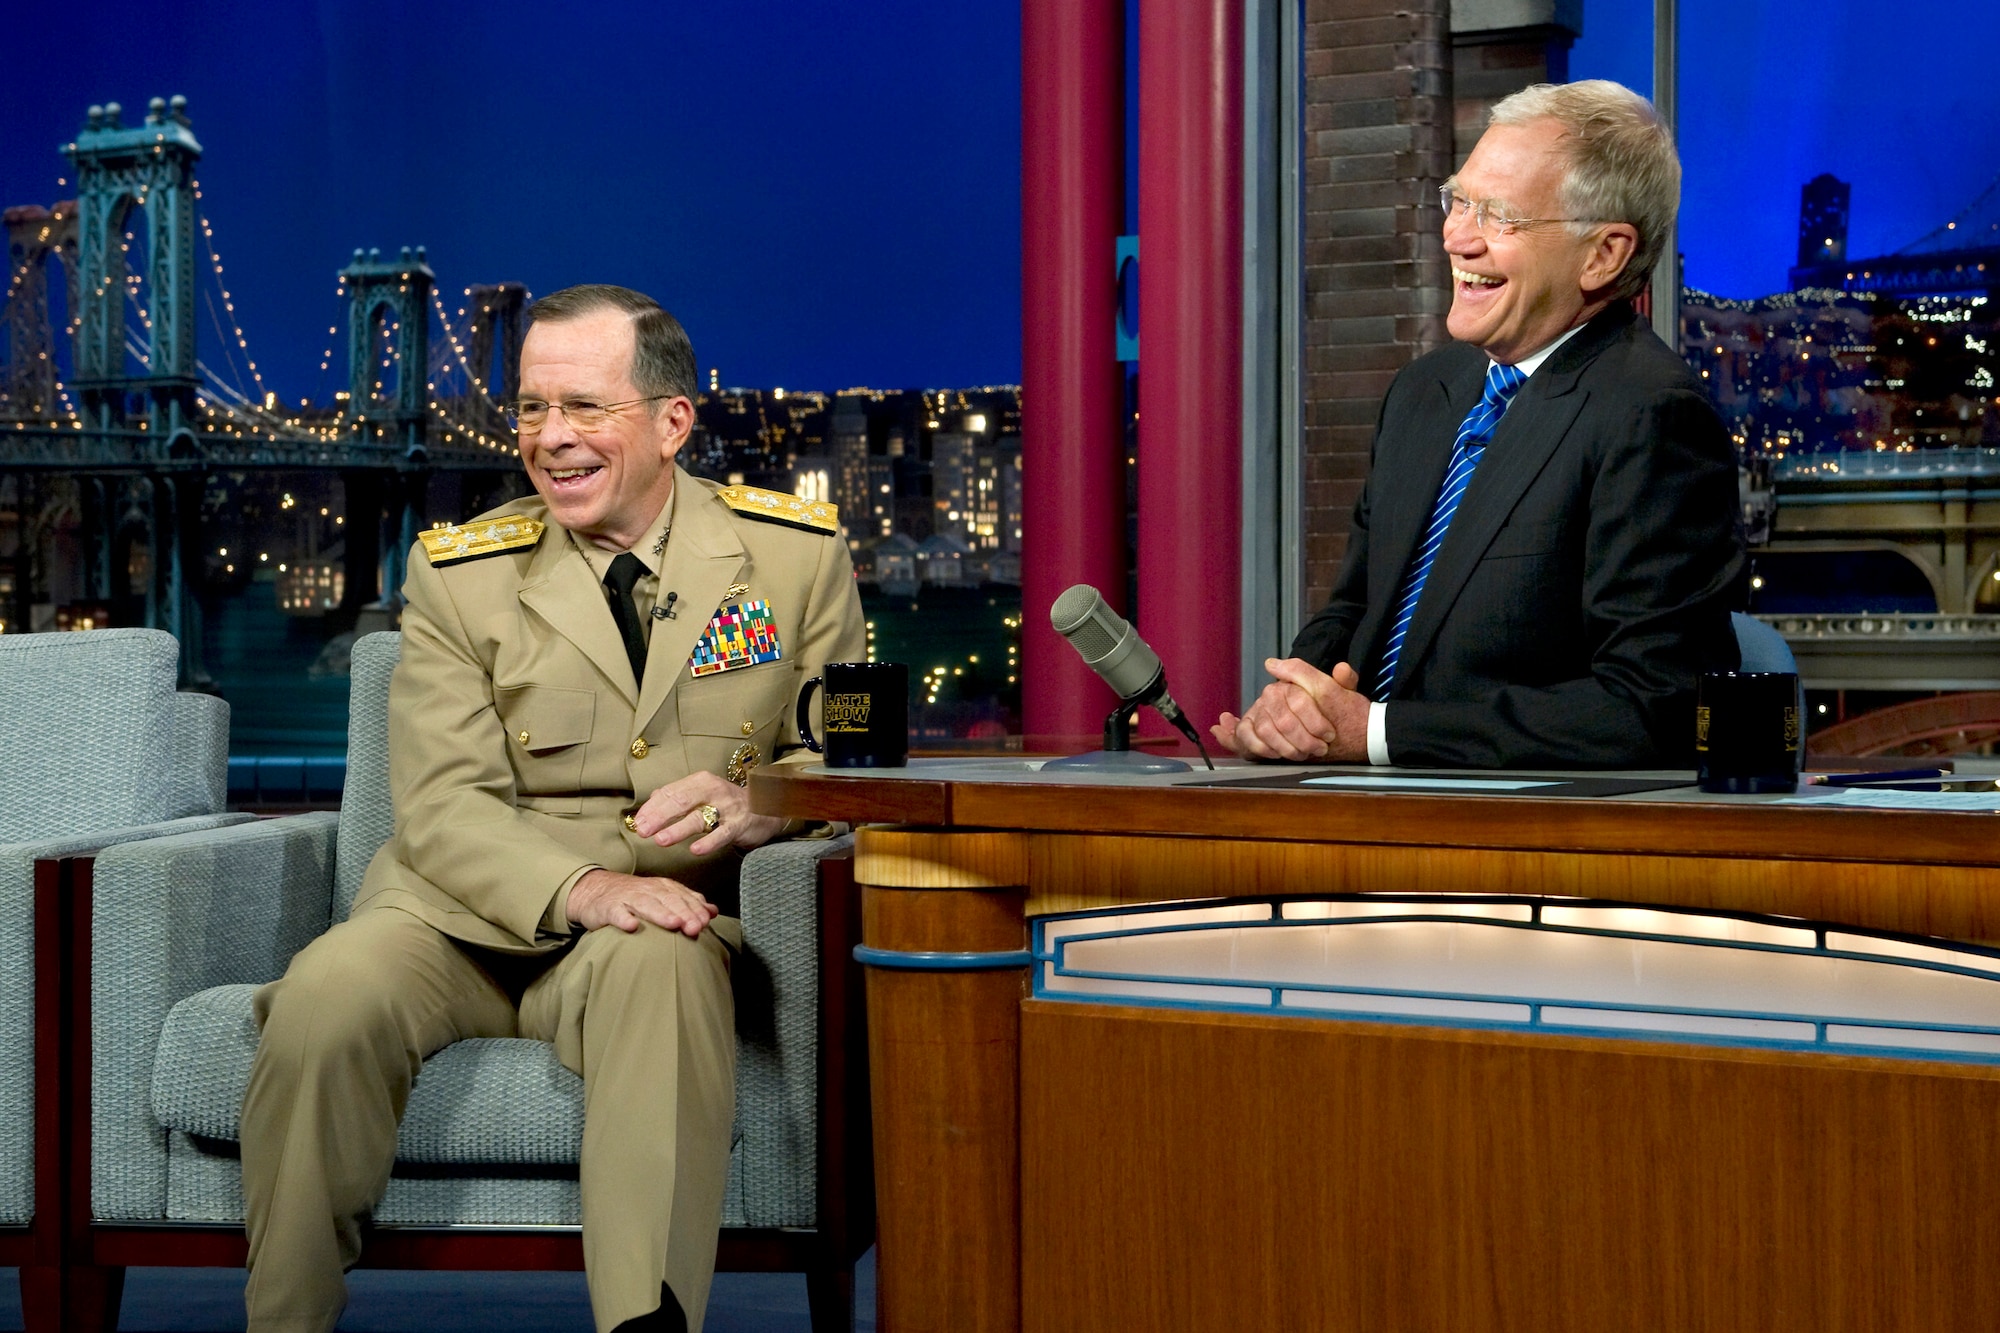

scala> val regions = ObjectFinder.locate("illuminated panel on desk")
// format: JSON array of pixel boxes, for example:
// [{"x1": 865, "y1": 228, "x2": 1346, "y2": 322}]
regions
[
  {"x1": 1032, "y1": 896, "x2": 2000, "y2": 1062},
  {"x1": 1040, "y1": 902, "x2": 1273, "y2": 1006},
  {"x1": 1283, "y1": 899, "x2": 1532, "y2": 922},
  {"x1": 1541, "y1": 904, "x2": 1815, "y2": 948}
]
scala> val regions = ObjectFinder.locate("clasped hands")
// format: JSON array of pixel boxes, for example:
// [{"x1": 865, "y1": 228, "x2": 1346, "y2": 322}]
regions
[
  {"x1": 567, "y1": 771, "x2": 786, "y2": 938},
  {"x1": 1211, "y1": 657, "x2": 1371, "y2": 763}
]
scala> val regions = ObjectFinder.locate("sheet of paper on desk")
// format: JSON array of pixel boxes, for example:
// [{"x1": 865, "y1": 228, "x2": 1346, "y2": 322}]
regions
[
  {"x1": 1779, "y1": 788, "x2": 2000, "y2": 812},
  {"x1": 1303, "y1": 775, "x2": 1563, "y2": 792},
  {"x1": 1186, "y1": 771, "x2": 1693, "y2": 797}
]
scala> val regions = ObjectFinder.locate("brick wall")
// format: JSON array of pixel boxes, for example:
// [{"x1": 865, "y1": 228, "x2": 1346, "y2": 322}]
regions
[
  {"x1": 1301, "y1": 0, "x2": 1455, "y2": 607},
  {"x1": 1452, "y1": 31, "x2": 1572, "y2": 163}
]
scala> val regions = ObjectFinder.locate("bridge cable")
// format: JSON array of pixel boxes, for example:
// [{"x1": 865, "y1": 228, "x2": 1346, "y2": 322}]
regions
[{"x1": 1895, "y1": 168, "x2": 2000, "y2": 256}]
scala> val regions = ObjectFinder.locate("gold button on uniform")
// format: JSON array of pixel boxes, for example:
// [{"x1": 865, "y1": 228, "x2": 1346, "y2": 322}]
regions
[
  {"x1": 623, "y1": 814, "x2": 639, "y2": 832},
  {"x1": 517, "y1": 730, "x2": 530, "y2": 746},
  {"x1": 630, "y1": 738, "x2": 650, "y2": 759},
  {"x1": 740, "y1": 720, "x2": 755, "y2": 736}
]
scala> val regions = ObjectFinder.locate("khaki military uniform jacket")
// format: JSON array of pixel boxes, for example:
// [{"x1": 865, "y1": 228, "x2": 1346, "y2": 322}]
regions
[{"x1": 351, "y1": 467, "x2": 866, "y2": 954}]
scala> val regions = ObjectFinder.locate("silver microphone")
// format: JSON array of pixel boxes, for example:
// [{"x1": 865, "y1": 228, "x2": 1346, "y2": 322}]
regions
[{"x1": 1049, "y1": 584, "x2": 1187, "y2": 725}]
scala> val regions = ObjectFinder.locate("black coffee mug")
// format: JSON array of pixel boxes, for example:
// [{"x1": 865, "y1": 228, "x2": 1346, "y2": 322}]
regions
[
  {"x1": 797, "y1": 662, "x2": 909, "y2": 768},
  {"x1": 1696, "y1": 670, "x2": 1801, "y2": 794}
]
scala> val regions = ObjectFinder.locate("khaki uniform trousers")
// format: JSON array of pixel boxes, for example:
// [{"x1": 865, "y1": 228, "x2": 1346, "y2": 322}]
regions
[{"x1": 240, "y1": 904, "x2": 741, "y2": 1333}]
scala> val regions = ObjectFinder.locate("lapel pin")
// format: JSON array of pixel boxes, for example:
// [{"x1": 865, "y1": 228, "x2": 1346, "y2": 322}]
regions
[
  {"x1": 725, "y1": 582, "x2": 750, "y2": 600},
  {"x1": 651, "y1": 526, "x2": 671, "y2": 557}
]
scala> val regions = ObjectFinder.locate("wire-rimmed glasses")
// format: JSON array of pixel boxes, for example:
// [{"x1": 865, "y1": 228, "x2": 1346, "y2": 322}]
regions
[{"x1": 504, "y1": 396, "x2": 672, "y2": 433}]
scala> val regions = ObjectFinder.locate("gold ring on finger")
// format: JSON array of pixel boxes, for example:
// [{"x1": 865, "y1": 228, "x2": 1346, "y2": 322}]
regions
[{"x1": 698, "y1": 803, "x2": 721, "y2": 834}]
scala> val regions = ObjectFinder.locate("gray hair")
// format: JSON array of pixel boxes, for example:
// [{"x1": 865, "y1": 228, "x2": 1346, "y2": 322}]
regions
[
  {"x1": 1487, "y1": 80, "x2": 1679, "y2": 302},
  {"x1": 525, "y1": 284, "x2": 697, "y2": 401}
]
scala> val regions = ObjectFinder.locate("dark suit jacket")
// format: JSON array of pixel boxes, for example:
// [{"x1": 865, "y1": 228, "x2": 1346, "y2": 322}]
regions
[{"x1": 1292, "y1": 302, "x2": 1744, "y2": 768}]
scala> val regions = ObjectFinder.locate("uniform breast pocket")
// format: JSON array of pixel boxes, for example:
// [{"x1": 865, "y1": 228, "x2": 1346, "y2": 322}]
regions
[
  {"x1": 676, "y1": 662, "x2": 791, "y2": 770},
  {"x1": 495, "y1": 684, "x2": 594, "y2": 812}
]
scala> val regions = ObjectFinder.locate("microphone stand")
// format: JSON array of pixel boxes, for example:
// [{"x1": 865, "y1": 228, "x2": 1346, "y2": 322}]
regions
[{"x1": 1044, "y1": 695, "x2": 1216, "y2": 775}]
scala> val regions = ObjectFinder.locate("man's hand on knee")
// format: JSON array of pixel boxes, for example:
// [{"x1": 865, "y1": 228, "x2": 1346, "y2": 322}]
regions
[{"x1": 567, "y1": 869, "x2": 718, "y2": 937}]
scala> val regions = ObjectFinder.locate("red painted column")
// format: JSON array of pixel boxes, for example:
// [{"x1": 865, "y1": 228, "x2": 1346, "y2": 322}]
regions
[
  {"x1": 1137, "y1": 0, "x2": 1244, "y2": 737},
  {"x1": 1021, "y1": 0, "x2": 1127, "y2": 740}
]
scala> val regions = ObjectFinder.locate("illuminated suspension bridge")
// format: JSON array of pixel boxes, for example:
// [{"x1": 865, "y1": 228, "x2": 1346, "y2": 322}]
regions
[
  {"x1": 0, "y1": 96, "x2": 536, "y2": 676},
  {"x1": 1790, "y1": 168, "x2": 2000, "y2": 299}
]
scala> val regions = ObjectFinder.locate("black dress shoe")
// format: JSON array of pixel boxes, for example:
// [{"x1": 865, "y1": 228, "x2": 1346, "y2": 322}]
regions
[{"x1": 611, "y1": 1283, "x2": 687, "y2": 1333}]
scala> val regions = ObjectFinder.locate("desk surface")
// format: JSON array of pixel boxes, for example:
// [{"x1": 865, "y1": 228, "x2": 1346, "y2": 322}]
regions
[{"x1": 753, "y1": 757, "x2": 2000, "y2": 869}]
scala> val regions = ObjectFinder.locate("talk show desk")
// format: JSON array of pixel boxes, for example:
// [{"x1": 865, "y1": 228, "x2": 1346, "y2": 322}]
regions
[{"x1": 750, "y1": 759, "x2": 2000, "y2": 1333}]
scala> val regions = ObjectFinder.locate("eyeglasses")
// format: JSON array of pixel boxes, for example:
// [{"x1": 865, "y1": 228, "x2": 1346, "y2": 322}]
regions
[
  {"x1": 504, "y1": 395, "x2": 671, "y2": 433},
  {"x1": 1437, "y1": 185, "x2": 1614, "y2": 237}
]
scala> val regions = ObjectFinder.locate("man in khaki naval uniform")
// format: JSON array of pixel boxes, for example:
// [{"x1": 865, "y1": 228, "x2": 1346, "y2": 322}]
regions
[{"x1": 240, "y1": 284, "x2": 865, "y2": 1333}]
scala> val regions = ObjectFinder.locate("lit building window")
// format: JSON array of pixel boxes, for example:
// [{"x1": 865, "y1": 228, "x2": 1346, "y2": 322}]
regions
[{"x1": 276, "y1": 562, "x2": 345, "y2": 615}]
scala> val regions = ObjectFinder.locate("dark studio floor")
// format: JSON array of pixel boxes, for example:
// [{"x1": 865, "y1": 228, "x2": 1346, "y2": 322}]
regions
[{"x1": 0, "y1": 1251, "x2": 877, "y2": 1332}]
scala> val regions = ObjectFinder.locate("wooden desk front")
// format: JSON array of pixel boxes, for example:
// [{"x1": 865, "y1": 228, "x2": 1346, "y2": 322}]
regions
[{"x1": 752, "y1": 762, "x2": 2000, "y2": 1332}]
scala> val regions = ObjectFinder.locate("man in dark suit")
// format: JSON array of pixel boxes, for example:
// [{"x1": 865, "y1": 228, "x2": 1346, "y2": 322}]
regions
[{"x1": 1214, "y1": 80, "x2": 1742, "y2": 769}]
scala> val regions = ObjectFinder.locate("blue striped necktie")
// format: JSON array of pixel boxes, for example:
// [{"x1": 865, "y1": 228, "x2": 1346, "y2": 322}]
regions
[{"x1": 1372, "y1": 359, "x2": 1528, "y2": 701}]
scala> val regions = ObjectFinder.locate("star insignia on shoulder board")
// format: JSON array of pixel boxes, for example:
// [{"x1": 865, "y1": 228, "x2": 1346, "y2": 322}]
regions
[
  {"x1": 717, "y1": 485, "x2": 839, "y2": 535},
  {"x1": 421, "y1": 517, "x2": 546, "y2": 565}
]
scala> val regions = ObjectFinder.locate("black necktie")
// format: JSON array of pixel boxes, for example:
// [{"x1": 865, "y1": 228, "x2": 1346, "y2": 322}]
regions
[{"x1": 604, "y1": 552, "x2": 649, "y2": 684}]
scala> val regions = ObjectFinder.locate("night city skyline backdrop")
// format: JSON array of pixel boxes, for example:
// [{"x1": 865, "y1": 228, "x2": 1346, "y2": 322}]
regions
[{"x1": 4, "y1": 0, "x2": 1995, "y2": 397}]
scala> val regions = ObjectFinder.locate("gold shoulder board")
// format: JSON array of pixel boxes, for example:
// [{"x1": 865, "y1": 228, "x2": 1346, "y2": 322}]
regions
[
  {"x1": 717, "y1": 485, "x2": 839, "y2": 535},
  {"x1": 420, "y1": 517, "x2": 546, "y2": 565}
]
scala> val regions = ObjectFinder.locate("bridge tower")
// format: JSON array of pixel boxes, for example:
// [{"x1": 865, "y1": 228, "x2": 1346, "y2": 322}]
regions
[
  {"x1": 342, "y1": 246, "x2": 434, "y2": 607},
  {"x1": 65, "y1": 97, "x2": 201, "y2": 444},
  {"x1": 466, "y1": 282, "x2": 528, "y2": 404},
  {"x1": 342, "y1": 245, "x2": 433, "y2": 456},
  {"x1": 2, "y1": 203, "x2": 78, "y2": 419},
  {"x1": 61, "y1": 97, "x2": 207, "y2": 683}
]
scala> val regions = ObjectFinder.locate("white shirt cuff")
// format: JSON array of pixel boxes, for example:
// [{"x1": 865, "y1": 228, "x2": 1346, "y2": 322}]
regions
[{"x1": 1366, "y1": 701, "x2": 1391, "y2": 766}]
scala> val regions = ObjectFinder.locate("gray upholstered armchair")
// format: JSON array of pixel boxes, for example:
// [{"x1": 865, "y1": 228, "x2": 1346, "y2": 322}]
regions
[
  {"x1": 62, "y1": 631, "x2": 872, "y2": 1330},
  {"x1": 0, "y1": 628, "x2": 247, "y2": 1324}
]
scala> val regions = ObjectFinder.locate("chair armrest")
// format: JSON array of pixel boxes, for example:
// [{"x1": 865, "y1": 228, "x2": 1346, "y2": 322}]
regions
[
  {"x1": 0, "y1": 812, "x2": 254, "y2": 1226},
  {"x1": 731, "y1": 832, "x2": 854, "y2": 1227},
  {"x1": 90, "y1": 811, "x2": 339, "y2": 1220},
  {"x1": 170, "y1": 691, "x2": 231, "y2": 818}
]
